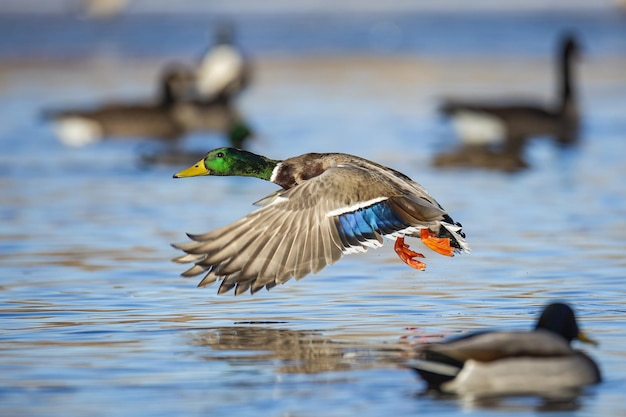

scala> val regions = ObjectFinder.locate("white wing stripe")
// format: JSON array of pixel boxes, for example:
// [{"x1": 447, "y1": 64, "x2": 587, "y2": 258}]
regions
[{"x1": 325, "y1": 196, "x2": 388, "y2": 217}]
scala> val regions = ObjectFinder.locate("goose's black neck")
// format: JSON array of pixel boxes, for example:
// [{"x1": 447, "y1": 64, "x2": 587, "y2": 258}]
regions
[{"x1": 558, "y1": 36, "x2": 578, "y2": 111}]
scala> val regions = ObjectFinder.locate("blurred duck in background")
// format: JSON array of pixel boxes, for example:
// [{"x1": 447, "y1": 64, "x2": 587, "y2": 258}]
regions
[
  {"x1": 195, "y1": 23, "x2": 251, "y2": 103},
  {"x1": 44, "y1": 64, "x2": 254, "y2": 150},
  {"x1": 434, "y1": 33, "x2": 581, "y2": 172},
  {"x1": 408, "y1": 302, "x2": 601, "y2": 398}
]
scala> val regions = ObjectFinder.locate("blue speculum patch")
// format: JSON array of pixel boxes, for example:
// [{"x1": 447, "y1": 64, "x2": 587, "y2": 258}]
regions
[{"x1": 335, "y1": 201, "x2": 406, "y2": 245}]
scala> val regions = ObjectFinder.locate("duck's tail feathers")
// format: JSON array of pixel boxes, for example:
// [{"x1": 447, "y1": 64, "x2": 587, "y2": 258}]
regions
[
  {"x1": 407, "y1": 359, "x2": 461, "y2": 389},
  {"x1": 439, "y1": 216, "x2": 470, "y2": 254}
]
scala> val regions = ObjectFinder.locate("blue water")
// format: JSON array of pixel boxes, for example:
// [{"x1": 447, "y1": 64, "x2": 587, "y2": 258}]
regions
[
  {"x1": 1, "y1": 7, "x2": 626, "y2": 417},
  {"x1": 1, "y1": 8, "x2": 625, "y2": 59}
]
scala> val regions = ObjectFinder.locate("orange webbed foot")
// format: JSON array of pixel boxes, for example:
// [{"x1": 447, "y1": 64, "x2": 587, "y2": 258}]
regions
[
  {"x1": 394, "y1": 237, "x2": 426, "y2": 270},
  {"x1": 420, "y1": 229, "x2": 455, "y2": 257}
]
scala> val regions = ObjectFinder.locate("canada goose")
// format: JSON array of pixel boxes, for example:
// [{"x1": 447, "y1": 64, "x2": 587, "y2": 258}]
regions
[
  {"x1": 440, "y1": 34, "x2": 581, "y2": 152},
  {"x1": 195, "y1": 23, "x2": 250, "y2": 103},
  {"x1": 45, "y1": 65, "x2": 253, "y2": 148},
  {"x1": 45, "y1": 65, "x2": 194, "y2": 147}
]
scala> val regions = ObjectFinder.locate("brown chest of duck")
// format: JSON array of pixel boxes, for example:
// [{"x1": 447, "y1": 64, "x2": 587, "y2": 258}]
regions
[{"x1": 171, "y1": 147, "x2": 469, "y2": 295}]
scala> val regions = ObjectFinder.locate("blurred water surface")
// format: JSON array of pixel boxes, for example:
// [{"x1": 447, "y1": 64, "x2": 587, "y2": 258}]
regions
[{"x1": 1, "y1": 6, "x2": 626, "y2": 417}]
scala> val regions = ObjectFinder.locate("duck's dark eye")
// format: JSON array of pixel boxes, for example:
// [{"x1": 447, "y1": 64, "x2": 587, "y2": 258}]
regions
[{"x1": 216, "y1": 152, "x2": 224, "y2": 158}]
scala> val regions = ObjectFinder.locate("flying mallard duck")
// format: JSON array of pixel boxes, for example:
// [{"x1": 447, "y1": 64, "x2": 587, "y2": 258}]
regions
[
  {"x1": 408, "y1": 302, "x2": 601, "y2": 397},
  {"x1": 172, "y1": 148, "x2": 469, "y2": 295}
]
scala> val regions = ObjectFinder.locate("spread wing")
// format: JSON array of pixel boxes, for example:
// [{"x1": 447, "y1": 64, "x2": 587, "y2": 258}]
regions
[{"x1": 172, "y1": 164, "x2": 447, "y2": 295}]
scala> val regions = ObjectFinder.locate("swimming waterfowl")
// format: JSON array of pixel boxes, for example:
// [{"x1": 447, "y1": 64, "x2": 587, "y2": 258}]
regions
[
  {"x1": 408, "y1": 302, "x2": 601, "y2": 397},
  {"x1": 172, "y1": 148, "x2": 469, "y2": 295},
  {"x1": 45, "y1": 65, "x2": 253, "y2": 148},
  {"x1": 45, "y1": 65, "x2": 193, "y2": 147},
  {"x1": 196, "y1": 23, "x2": 250, "y2": 103},
  {"x1": 440, "y1": 33, "x2": 580, "y2": 151}
]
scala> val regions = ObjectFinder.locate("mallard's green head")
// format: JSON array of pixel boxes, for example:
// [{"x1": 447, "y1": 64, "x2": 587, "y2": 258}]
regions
[
  {"x1": 173, "y1": 147, "x2": 279, "y2": 181},
  {"x1": 535, "y1": 302, "x2": 597, "y2": 346}
]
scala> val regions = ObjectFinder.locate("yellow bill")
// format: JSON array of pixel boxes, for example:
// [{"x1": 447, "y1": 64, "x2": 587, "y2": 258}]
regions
[
  {"x1": 578, "y1": 331, "x2": 598, "y2": 346},
  {"x1": 173, "y1": 159, "x2": 209, "y2": 178}
]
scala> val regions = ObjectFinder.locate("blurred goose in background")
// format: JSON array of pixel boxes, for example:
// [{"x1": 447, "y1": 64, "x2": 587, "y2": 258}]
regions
[
  {"x1": 439, "y1": 33, "x2": 581, "y2": 152},
  {"x1": 171, "y1": 147, "x2": 469, "y2": 295},
  {"x1": 408, "y1": 302, "x2": 601, "y2": 397},
  {"x1": 45, "y1": 65, "x2": 253, "y2": 149},
  {"x1": 195, "y1": 23, "x2": 250, "y2": 103},
  {"x1": 44, "y1": 65, "x2": 193, "y2": 147}
]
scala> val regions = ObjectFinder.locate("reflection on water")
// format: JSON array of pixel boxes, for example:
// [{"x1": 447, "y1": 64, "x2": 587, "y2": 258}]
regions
[
  {"x1": 193, "y1": 326, "x2": 407, "y2": 374},
  {"x1": 0, "y1": 246, "x2": 159, "y2": 271},
  {"x1": 437, "y1": 393, "x2": 585, "y2": 413}
]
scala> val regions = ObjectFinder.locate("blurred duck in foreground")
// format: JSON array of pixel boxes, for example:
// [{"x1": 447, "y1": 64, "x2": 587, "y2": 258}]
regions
[
  {"x1": 434, "y1": 33, "x2": 581, "y2": 171},
  {"x1": 195, "y1": 23, "x2": 250, "y2": 103},
  {"x1": 44, "y1": 65, "x2": 253, "y2": 149},
  {"x1": 172, "y1": 148, "x2": 469, "y2": 295},
  {"x1": 408, "y1": 302, "x2": 601, "y2": 398}
]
